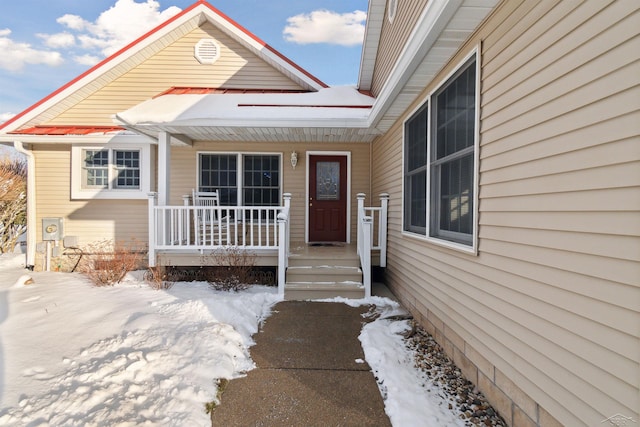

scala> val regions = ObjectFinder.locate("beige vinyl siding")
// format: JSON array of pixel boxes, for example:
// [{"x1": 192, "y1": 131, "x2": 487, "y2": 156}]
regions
[
  {"x1": 370, "y1": 0, "x2": 428, "y2": 96},
  {"x1": 32, "y1": 145, "x2": 148, "y2": 250},
  {"x1": 48, "y1": 22, "x2": 303, "y2": 126},
  {"x1": 372, "y1": 0, "x2": 640, "y2": 425},
  {"x1": 169, "y1": 141, "x2": 372, "y2": 243}
]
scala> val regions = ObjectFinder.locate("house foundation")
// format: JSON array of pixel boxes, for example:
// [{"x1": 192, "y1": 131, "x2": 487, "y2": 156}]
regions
[{"x1": 392, "y1": 288, "x2": 563, "y2": 427}]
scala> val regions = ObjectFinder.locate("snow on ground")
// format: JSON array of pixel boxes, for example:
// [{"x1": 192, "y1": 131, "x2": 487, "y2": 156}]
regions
[{"x1": 0, "y1": 254, "x2": 464, "y2": 426}]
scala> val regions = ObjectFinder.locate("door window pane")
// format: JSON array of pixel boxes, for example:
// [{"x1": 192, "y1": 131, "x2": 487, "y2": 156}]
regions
[{"x1": 316, "y1": 161, "x2": 340, "y2": 200}]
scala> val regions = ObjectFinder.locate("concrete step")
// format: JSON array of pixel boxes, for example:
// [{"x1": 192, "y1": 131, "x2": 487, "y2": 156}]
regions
[
  {"x1": 284, "y1": 282, "x2": 365, "y2": 300},
  {"x1": 286, "y1": 265, "x2": 362, "y2": 283},
  {"x1": 287, "y1": 255, "x2": 359, "y2": 268}
]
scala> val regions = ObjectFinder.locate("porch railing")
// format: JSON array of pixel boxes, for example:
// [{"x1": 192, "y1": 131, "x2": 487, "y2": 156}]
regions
[
  {"x1": 357, "y1": 193, "x2": 389, "y2": 298},
  {"x1": 147, "y1": 192, "x2": 291, "y2": 273}
]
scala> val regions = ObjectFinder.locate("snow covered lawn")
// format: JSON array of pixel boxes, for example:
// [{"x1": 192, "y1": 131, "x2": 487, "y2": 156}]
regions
[{"x1": 0, "y1": 254, "x2": 466, "y2": 426}]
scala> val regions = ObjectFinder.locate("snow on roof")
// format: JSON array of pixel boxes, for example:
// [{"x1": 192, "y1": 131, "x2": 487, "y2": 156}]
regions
[
  {"x1": 115, "y1": 86, "x2": 375, "y2": 127},
  {"x1": 0, "y1": 0, "x2": 327, "y2": 134}
]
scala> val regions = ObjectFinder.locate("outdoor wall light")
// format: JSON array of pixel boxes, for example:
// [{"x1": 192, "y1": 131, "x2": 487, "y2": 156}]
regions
[{"x1": 290, "y1": 151, "x2": 298, "y2": 169}]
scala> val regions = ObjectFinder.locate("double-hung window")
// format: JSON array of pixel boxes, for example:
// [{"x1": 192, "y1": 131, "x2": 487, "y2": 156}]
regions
[
  {"x1": 403, "y1": 53, "x2": 478, "y2": 250},
  {"x1": 199, "y1": 153, "x2": 281, "y2": 208},
  {"x1": 404, "y1": 104, "x2": 428, "y2": 234},
  {"x1": 82, "y1": 149, "x2": 140, "y2": 189},
  {"x1": 71, "y1": 144, "x2": 150, "y2": 199}
]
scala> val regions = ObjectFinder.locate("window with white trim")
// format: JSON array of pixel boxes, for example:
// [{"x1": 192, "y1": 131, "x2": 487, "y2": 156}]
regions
[
  {"x1": 403, "y1": 54, "x2": 478, "y2": 249},
  {"x1": 198, "y1": 153, "x2": 281, "y2": 207},
  {"x1": 72, "y1": 144, "x2": 150, "y2": 199}
]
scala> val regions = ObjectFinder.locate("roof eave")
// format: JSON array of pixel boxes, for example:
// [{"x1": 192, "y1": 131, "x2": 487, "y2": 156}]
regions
[
  {"x1": 366, "y1": 0, "x2": 500, "y2": 132},
  {"x1": 0, "y1": 1, "x2": 328, "y2": 134},
  {"x1": 0, "y1": 133, "x2": 155, "y2": 144},
  {"x1": 357, "y1": 0, "x2": 386, "y2": 91}
]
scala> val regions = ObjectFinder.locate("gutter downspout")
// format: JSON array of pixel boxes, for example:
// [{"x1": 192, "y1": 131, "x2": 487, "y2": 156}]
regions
[{"x1": 13, "y1": 141, "x2": 36, "y2": 270}]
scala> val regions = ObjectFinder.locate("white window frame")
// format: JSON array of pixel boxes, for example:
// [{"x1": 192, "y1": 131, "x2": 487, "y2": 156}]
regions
[
  {"x1": 71, "y1": 143, "x2": 151, "y2": 200},
  {"x1": 401, "y1": 48, "x2": 480, "y2": 254},
  {"x1": 196, "y1": 151, "x2": 283, "y2": 206}
]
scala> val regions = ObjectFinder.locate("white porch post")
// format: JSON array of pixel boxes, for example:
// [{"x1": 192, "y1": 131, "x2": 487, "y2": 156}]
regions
[
  {"x1": 379, "y1": 193, "x2": 389, "y2": 268},
  {"x1": 147, "y1": 192, "x2": 157, "y2": 267},
  {"x1": 157, "y1": 131, "x2": 170, "y2": 206},
  {"x1": 362, "y1": 216, "x2": 372, "y2": 298},
  {"x1": 277, "y1": 212, "x2": 288, "y2": 297},
  {"x1": 356, "y1": 193, "x2": 365, "y2": 256},
  {"x1": 283, "y1": 193, "x2": 291, "y2": 250}
]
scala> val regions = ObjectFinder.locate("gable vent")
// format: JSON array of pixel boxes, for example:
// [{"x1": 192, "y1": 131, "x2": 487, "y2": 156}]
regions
[{"x1": 194, "y1": 38, "x2": 220, "y2": 64}]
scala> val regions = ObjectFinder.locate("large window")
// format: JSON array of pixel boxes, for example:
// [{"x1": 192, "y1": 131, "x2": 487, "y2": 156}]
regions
[
  {"x1": 403, "y1": 54, "x2": 478, "y2": 249},
  {"x1": 199, "y1": 153, "x2": 281, "y2": 207},
  {"x1": 72, "y1": 144, "x2": 150, "y2": 199},
  {"x1": 404, "y1": 104, "x2": 428, "y2": 234}
]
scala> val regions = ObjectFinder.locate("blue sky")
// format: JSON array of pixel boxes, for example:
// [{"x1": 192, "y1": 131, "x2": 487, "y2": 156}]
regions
[{"x1": 0, "y1": 0, "x2": 368, "y2": 123}]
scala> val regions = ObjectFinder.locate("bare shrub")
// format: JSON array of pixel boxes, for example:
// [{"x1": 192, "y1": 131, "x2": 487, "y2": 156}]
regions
[
  {"x1": 144, "y1": 266, "x2": 174, "y2": 290},
  {"x1": 205, "y1": 246, "x2": 257, "y2": 291},
  {"x1": 0, "y1": 157, "x2": 27, "y2": 253},
  {"x1": 79, "y1": 239, "x2": 144, "y2": 286}
]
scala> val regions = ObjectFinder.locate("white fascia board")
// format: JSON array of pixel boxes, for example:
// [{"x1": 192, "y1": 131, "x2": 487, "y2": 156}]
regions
[
  {"x1": 366, "y1": 0, "x2": 464, "y2": 128},
  {"x1": 150, "y1": 115, "x2": 373, "y2": 130},
  {"x1": 357, "y1": 0, "x2": 386, "y2": 90},
  {"x1": 199, "y1": 7, "x2": 325, "y2": 91},
  {"x1": 205, "y1": 16, "x2": 325, "y2": 90}
]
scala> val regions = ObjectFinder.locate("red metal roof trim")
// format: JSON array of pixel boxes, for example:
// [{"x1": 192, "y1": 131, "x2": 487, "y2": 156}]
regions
[
  {"x1": 156, "y1": 87, "x2": 312, "y2": 97},
  {"x1": 9, "y1": 126, "x2": 125, "y2": 136},
  {"x1": 0, "y1": 0, "x2": 328, "y2": 131},
  {"x1": 0, "y1": 2, "x2": 202, "y2": 132}
]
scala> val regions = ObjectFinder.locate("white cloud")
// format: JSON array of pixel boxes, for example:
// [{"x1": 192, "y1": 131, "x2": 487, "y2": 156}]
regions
[
  {"x1": 37, "y1": 32, "x2": 76, "y2": 49},
  {"x1": 1, "y1": 112, "x2": 16, "y2": 124},
  {"x1": 283, "y1": 10, "x2": 366, "y2": 46},
  {"x1": 74, "y1": 54, "x2": 102, "y2": 66},
  {"x1": 57, "y1": 14, "x2": 88, "y2": 31},
  {"x1": 0, "y1": 29, "x2": 64, "y2": 72},
  {"x1": 58, "y1": 0, "x2": 181, "y2": 58}
]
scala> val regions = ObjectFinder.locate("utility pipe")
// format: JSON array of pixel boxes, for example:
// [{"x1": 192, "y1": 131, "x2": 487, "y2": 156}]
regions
[{"x1": 13, "y1": 141, "x2": 36, "y2": 269}]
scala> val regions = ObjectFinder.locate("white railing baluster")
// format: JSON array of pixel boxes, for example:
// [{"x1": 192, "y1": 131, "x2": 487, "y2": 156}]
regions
[{"x1": 149, "y1": 203, "x2": 294, "y2": 251}]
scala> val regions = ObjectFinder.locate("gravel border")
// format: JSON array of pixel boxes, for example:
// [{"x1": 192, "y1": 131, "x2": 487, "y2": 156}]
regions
[{"x1": 405, "y1": 319, "x2": 507, "y2": 426}]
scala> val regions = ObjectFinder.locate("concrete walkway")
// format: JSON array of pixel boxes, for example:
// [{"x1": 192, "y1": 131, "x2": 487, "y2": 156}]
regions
[{"x1": 210, "y1": 301, "x2": 392, "y2": 426}]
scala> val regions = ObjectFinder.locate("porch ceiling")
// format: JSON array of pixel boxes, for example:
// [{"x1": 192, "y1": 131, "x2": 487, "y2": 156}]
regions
[{"x1": 121, "y1": 125, "x2": 380, "y2": 144}]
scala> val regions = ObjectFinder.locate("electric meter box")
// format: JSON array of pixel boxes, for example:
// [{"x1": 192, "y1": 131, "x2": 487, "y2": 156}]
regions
[{"x1": 42, "y1": 217, "x2": 63, "y2": 241}]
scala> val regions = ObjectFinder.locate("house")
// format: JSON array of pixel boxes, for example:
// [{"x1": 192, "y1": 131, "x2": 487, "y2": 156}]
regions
[{"x1": 1, "y1": 0, "x2": 638, "y2": 425}]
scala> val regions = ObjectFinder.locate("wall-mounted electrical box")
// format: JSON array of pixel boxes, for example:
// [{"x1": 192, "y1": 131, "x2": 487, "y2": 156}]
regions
[{"x1": 42, "y1": 217, "x2": 63, "y2": 241}]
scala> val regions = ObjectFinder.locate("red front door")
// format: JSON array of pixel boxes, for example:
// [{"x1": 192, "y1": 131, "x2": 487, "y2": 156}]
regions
[{"x1": 309, "y1": 155, "x2": 347, "y2": 242}]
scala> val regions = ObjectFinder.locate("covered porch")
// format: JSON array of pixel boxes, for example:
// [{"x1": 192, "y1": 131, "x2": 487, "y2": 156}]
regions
[
  {"x1": 147, "y1": 192, "x2": 388, "y2": 299},
  {"x1": 115, "y1": 86, "x2": 386, "y2": 299}
]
